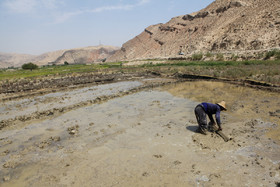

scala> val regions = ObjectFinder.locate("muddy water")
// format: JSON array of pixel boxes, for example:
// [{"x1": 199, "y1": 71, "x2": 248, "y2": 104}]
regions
[
  {"x1": 0, "y1": 80, "x2": 280, "y2": 186},
  {"x1": 164, "y1": 81, "x2": 280, "y2": 141},
  {"x1": 0, "y1": 81, "x2": 142, "y2": 121}
]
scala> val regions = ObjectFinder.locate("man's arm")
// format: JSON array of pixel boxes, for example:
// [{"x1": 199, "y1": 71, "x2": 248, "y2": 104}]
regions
[
  {"x1": 208, "y1": 114, "x2": 215, "y2": 124},
  {"x1": 215, "y1": 111, "x2": 222, "y2": 130}
]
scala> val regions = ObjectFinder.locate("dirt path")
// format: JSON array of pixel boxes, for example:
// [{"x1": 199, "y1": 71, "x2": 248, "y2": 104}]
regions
[{"x1": 0, "y1": 79, "x2": 280, "y2": 186}]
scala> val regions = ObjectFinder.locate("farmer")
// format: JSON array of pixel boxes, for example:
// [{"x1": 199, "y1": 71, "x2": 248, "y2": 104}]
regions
[{"x1": 194, "y1": 101, "x2": 227, "y2": 135}]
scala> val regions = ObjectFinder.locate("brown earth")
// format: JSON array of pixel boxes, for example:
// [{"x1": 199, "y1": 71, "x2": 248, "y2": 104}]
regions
[
  {"x1": 52, "y1": 46, "x2": 119, "y2": 65},
  {"x1": 108, "y1": 0, "x2": 280, "y2": 62},
  {"x1": 0, "y1": 45, "x2": 120, "y2": 68},
  {"x1": 0, "y1": 72, "x2": 280, "y2": 186}
]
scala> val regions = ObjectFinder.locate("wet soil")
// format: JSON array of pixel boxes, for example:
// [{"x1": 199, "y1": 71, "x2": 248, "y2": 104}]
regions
[{"x1": 0, "y1": 78, "x2": 280, "y2": 186}]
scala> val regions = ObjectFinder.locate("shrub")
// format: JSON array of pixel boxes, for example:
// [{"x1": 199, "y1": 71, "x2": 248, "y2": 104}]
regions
[
  {"x1": 192, "y1": 53, "x2": 203, "y2": 61},
  {"x1": 22, "y1": 62, "x2": 38, "y2": 71},
  {"x1": 244, "y1": 61, "x2": 250, "y2": 65},
  {"x1": 257, "y1": 52, "x2": 264, "y2": 59},
  {"x1": 216, "y1": 53, "x2": 224, "y2": 61},
  {"x1": 276, "y1": 51, "x2": 280, "y2": 60},
  {"x1": 205, "y1": 52, "x2": 213, "y2": 58},
  {"x1": 264, "y1": 49, "x2": 280, "y2": 60},
  {"x1": 231, "y1": 54, "x2": 238, "y2": 61}
]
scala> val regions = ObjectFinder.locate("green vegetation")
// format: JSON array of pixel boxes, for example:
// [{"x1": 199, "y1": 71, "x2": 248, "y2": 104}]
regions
[
  {"x1": 0, "y1": 62, "x2": 124, "y2": 81},
  {"x1": 264, "y1": 49, "x2": 280, "y2": 60},
  {"x1": 191, "y1": 53, "x2": 203, "y2": 61},
  {"x1": 205, "y1": 52, "x2": 213, "y2": 58},
  {"x1": 216, "y1": 53, "x2": 224, "y2": 61},
  {"x1": 22, "y1": 62, "x2": 38, "y2": 71},
  {"x1": 138, "y1": 60, "x2": 280, "y2": 85},
  {"x1": 231, "y1": 54, "x2": 238, "y2": 61},
  {"x1": 0, "y1": 60, "x2": 279, "y2": 85},
  {"x1": 140, "y1": 60, "x2": 277, "y2": 67}
]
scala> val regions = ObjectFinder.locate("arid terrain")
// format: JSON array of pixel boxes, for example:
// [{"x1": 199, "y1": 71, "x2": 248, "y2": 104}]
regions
[
  {"x1": 0, "y1": 46, "x2": 119, "y2": 69},
  {"x1": 108, "y1": 0, "x2": 280, "y2": 62},
  {"x1": 0, "y1": 73, "x2": 280, "y2": 186},
  {"x1": 1, "y1": 0, "x2": 280, "y2": 186},
  {"x1": 2, "y1": 0, "x2": 280, "y2": 69}
]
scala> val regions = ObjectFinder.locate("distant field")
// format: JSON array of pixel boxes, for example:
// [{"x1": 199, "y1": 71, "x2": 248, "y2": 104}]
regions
[
  {"x1": 143, "y1": 60, "x2": 280, "y2": 85},
  {"x1": 0, "y1": 62, "x2": 122, "y2": 80},
  {"x1": 0, "y1": 60, "x2": 280, "y2": 85}
]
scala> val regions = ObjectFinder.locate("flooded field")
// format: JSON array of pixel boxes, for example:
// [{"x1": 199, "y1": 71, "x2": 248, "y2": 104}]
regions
[{"x1": 0, "y1": 79, "x2": 280, "y2": 186}]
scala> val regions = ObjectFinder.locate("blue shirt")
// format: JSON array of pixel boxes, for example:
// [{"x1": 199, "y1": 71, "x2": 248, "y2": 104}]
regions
[{"x1": 201, "y1": 102, "x2": 221, "y2": 125}]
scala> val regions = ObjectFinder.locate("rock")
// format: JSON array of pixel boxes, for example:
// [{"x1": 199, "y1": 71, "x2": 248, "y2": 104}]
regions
[
  {"x1": 68, "y1": 125, "x2": 79, "y2": 135},
  {"x1": 142, "y1": 172, "x2": 149, "y2": 177},
  {"x1": 216, "y1": 6, "x2": 228, "y2": 14},
  {"x1": 0, "y1": 150, "x2": 10, "y2": 156},
  {"x1": 229, "y1": 1, "x2": 242, "y2": 8},
  {"x1": 209, "y1": 173, "x2": 221, "y2": 181},
  {"x1": 0, "y1": 46, "x2": 120, "y2": 69},
  {"x1": 195, "y1": 11, "x2": 209, "y2": 18},
  {"x1": 3, "y1": 176, "x2": 10, "y2": 182},
  {"x1": 3, "y1": 161, "x2": 17, "y2": 169},
  {"x1": 153, "y1": 154, "x2": 162, "y2": 158},
  {"x1": 144, "y1": 29, "x2": 153, "y2": 35},
  {"x1": 182, "y1": 14, "x2": 194, "y2": 21},
  {"x1": 51, "y1": 136, "x2": 61, "y2": 142},
  {"x1": 270, "y1": 171, "x2": 276, "y2": 177},
  {"x1": 107, "y1": 0, "x2": 280, "y2": 62},
  {"x1": 173, "y1": 160, "x2": 182, "y2": 165}
]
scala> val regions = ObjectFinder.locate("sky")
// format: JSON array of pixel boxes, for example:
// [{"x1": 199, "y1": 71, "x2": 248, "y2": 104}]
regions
[{"x1": 0, "y1": 0, "x2": 214, "y2": 55}]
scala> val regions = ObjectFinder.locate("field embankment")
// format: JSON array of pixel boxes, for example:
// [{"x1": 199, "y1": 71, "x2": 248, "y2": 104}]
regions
[{"x1": 1, "y1": 60, "x2": 280, "y2": 95}]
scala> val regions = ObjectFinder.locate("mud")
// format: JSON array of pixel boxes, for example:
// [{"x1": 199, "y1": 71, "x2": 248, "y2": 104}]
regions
[{"x1": 0, "y1": 79, "x2": 280, "y2": 186}]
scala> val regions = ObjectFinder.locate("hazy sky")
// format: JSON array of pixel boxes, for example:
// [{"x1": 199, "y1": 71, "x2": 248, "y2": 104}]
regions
[{"x1": 0, "y1": 0, "x2": 214, "y2": 55}]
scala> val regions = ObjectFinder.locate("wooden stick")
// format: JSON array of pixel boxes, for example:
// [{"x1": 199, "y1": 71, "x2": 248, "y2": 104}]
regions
[{"x1": 213, "y1": 126, "x2": 230, "y2": 142}]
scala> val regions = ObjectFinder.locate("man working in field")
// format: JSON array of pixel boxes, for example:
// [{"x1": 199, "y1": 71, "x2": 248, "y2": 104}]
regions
[{"x1": 194, "y1": 101, "x2": 227, "y2": 135}]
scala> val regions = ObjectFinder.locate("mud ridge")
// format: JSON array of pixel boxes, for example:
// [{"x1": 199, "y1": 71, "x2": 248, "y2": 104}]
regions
[
  {"x1": 176, "y1": 73, "x2": 280, "y2": 92},
  {"x1": 0, "y1": 80, "x2": 180, "y2": 130},
  {"x1": 0, "y1": 71, "x2": 161, "y2": 101},
  {"x1": 1, "y1": 71, "x2": 279, "y2": 102}
]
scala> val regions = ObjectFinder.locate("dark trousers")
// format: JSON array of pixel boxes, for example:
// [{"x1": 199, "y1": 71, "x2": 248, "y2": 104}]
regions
[{"x1": 194, "y1": 105, "x2": 207, "y2": 129}]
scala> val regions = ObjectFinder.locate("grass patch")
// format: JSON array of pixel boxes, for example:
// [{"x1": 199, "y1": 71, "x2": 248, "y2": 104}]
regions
[
  {"x1": 216, "y1": 53, "x2": 224, "y2": 61},
  {"x1": 192, "y1": 53, "x2": 203, "y2": 61},
  {"x1": 0, "y1": 60, "x2": 279, "y2": 85},
  {"x1": 139, "y1": 60, "x2": 280, "y2": 85},
  {"x1": 0, "y1": 62, "x2": 125, "y2": 81},
  {"x1": 205, "y1": 52, "x2": 213, "y2": 58},
  {"x1": 264, "y1": 49, "x2": 280, "y2": 60},
  {"x1": 141, "y1": 60, "x2": 279, "y2": 68}
]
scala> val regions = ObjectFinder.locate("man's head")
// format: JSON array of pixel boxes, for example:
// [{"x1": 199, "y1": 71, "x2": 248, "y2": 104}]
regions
[{"x1": 217, "y1": 101, "x2": 227, "y2": 111}]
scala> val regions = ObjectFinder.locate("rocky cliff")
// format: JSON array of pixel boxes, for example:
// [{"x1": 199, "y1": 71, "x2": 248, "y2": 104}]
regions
[
  {"x1": 107, "y1": 0, "x2": 280, "y2": 62},
  {"x1": 53, "y1": 46, "x2": 119, "y2": 65},
  {"x1": 0, "y1": 45, "x2": 119, "y2": 68}
]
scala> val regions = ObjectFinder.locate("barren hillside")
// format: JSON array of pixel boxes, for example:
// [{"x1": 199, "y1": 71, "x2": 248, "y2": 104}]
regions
[
  {"x1": 107, "y1": 0, "x2": 280, "y2": 62},
  {"x1": 0, "y1": 46, "x2": 119, "y2": 68},
  {"x1": 52, "y1": 46, "x2": 119, "y2": 65},
  {"x1": 0, "y1": 53, "x2": 35, "y2": 69}
]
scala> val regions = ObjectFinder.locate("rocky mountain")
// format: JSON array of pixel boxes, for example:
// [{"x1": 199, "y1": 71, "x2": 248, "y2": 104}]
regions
[
  {"x1": 0, "y1": 53, "x2": 35, "y2": 69},
  {"x1": 0, "y1": 45, "x2": 119, "y2": 68},
  {"x1": 107, "y1": 0, "x2": 280, "y2": 62},
  {"x1": 52, "y1": 46, "x2": 119, "y2": 65}
]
